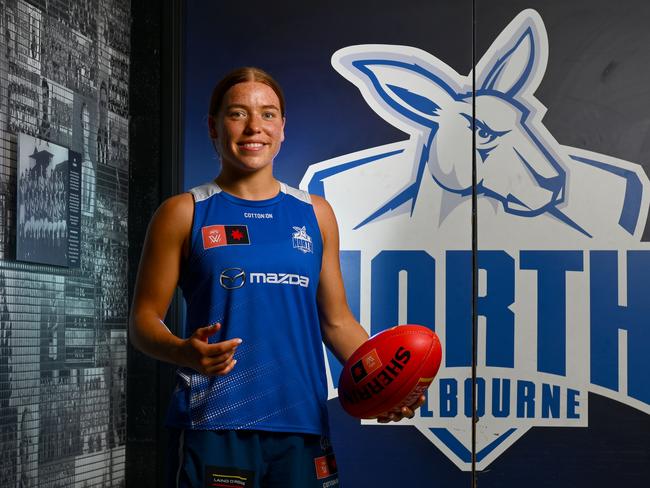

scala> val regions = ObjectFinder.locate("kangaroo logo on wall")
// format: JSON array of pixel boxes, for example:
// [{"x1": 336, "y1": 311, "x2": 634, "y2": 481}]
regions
[{"x1": 302, "y1": 9, "x2": 650, "y2": 470}]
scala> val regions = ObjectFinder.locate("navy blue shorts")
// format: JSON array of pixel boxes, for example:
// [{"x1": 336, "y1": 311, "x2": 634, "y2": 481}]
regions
[{"x1": 166, "y1": 429, "x2": 341, "y2": 488}]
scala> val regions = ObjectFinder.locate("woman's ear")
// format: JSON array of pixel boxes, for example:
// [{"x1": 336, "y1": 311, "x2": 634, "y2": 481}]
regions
[{"x1": 208, "y1": 115, "x2": 218, "y2": 139}]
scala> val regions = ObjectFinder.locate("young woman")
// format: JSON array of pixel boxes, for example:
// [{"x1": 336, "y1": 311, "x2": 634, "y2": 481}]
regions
[{"x1": 129, "y1": 67, "x2": 424, "y2": 488}]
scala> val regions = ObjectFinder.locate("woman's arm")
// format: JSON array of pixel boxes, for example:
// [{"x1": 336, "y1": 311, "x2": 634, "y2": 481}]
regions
[
  {"x1": 312, "y1": 195, "x2": 424, "y2": 422},
  {"x1": 129, "y1": 193, "x2": 240, "y2": 376},
  {"x1": 312, "y1": 195, "x2": 368, "y2": 362}
]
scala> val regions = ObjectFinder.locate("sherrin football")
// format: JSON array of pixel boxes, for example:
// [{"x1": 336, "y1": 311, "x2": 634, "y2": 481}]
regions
[{"x1": 338, "y1": 325, "x2": 442, "y2": 419}]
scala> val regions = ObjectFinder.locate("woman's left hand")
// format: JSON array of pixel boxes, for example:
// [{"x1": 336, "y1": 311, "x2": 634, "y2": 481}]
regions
[{"x1": 376, "y1": 395, "x2": 426, "y2": 423}]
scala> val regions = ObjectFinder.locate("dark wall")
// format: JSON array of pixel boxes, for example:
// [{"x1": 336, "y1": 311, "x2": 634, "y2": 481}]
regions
[{"x1": 127, "y1": 0, "x2": 183, "y2": 486}]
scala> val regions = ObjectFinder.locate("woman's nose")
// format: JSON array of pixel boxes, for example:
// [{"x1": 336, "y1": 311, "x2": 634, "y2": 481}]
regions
[{"x1": 244, "y1": 114, "x2": 262, "y2": 133}]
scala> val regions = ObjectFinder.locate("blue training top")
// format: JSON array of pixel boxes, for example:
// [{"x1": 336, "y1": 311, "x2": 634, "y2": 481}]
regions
[{"x1": 166, "y1": 180, "x2": 329, "y2": 435}]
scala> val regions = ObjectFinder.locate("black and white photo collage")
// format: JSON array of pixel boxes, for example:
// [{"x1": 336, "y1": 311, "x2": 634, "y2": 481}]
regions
[{"x1": 0, "y1": 0, "x2": 130, "y2": 486}]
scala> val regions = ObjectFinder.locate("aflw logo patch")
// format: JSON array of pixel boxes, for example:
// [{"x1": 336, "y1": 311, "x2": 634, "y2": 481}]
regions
[{"x1": 202, "y1": 224, "x2": 250, "y2": 249}]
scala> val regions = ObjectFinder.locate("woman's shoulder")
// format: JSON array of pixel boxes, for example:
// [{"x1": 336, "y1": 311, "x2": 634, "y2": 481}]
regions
[
  {"x1": 157, "y1": 192, "x2": 194, "y2": 218},
  {"x1": 149, "y1": 192, "x2": 194, "y2": 238},
  {"x1": 310, "y1": 194, "x2": 334, "y2": 215},
  {"x1": 310, "y1": 194, "x2": 339, "y2": 244}
]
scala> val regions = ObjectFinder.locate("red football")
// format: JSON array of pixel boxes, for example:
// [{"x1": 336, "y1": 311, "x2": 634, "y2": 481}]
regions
[{"x1": 338, "y1": 324, "x2": 442, "y2": 419}]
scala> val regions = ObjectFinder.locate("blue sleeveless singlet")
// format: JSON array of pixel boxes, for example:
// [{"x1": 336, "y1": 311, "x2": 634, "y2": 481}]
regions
[{"x1": 166, "y1": 181, "x2": 329, "y2": 435}]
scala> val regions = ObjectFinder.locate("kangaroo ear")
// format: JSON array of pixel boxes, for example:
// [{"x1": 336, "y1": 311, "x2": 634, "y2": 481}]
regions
[
  {"x1": 339, "y1": 57, "x2": 459, "y2": 131},
  {"x1": 477, "y1": 10, "x2": 547, "y2": 97}
]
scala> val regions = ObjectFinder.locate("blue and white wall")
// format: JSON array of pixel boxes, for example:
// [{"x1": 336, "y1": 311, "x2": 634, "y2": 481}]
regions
[{"x1": 183, "y1": 1, "x2": 650, "y2": 486}]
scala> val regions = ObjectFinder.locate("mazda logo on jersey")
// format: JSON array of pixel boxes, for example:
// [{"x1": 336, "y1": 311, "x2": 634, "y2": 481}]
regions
[
  {"x1": 219, "y1": 267, "x2": 246, "y2": 289},
  {"x1": 219, "y1": 268, "x2": 310, "y2": 289}
]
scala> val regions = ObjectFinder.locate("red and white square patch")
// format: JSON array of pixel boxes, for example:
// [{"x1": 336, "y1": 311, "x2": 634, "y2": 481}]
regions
[
  {"x1": 314, "y1": 454, "x2": 337, "y2": 480},
  {"x1": 202, "y1": 225, "x2": 226, "y2": 249},
  {"x1": 314, "y1": 456, "x2": 330, "y2": 479},
  {"x1": 362, "y1": 349, "x2": 382, "y2": 374}
]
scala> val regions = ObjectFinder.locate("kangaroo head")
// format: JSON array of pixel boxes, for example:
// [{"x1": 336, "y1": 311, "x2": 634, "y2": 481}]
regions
[{"x1": 332, "y1": 9, "x2": 567, "y2": 216}]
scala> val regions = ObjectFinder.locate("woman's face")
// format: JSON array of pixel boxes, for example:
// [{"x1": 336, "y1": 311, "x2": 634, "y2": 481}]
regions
[{"x1": 210, "y1": 81, "x2": 285, "y2": 174}]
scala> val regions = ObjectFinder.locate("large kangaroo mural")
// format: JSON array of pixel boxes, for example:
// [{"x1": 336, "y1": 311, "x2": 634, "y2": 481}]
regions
[
  {"x1": 302, "y1": 9, "x2": 650, "y2": 471},
  {"x1": 304, "y1": 9, "x2": 648, "y2": 246}
]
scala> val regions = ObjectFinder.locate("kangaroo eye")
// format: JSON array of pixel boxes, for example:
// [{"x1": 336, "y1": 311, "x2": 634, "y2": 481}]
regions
[
  {"x1": 476, "y1": 127, "x2": 498, "y2": 144},
  {"x1": 478, "y1": 129, "x2": 492, "y2": 140},
  {"x1": 473, "y1": 121, "x2": 497, "y2": 144},
  {"x1": 460, "y1": 113, "x2": 509, "y2": 145},
  {"x1": 474, "y1": 118, "x2": 508, "y2": 145}
]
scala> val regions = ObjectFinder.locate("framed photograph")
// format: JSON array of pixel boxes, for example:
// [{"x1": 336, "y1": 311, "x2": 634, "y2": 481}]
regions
[{"x1": 16, "y1": 133, "x2": 81, "y2": 267}]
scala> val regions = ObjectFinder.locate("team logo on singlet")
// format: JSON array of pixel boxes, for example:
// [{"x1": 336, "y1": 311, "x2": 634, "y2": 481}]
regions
[
  {"x1": 292, "y1": 225, "x2": 313, "y2": 253},
  {"x1": 202, "y1": 224, "x2": 250, "y2": 249}
]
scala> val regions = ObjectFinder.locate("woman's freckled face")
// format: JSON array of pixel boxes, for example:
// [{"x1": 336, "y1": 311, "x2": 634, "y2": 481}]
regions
[{"x1": 211, "y1": 81, "x2": 285, "y2": 173}]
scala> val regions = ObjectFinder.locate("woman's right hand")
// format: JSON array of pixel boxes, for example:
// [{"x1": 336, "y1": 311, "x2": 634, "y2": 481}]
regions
[
  {"x1": 129, "y1": 195, "x2": 242, "y2": 374},
  {"x1": 179, "y1": 323, "x2": 242, "y2": 376}
]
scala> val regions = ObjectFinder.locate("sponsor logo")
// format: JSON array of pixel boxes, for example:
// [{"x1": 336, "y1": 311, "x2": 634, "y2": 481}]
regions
[
  {"x1": 314, "y1": 453, "x2": 338, "y2": 480},
  {"x1": 220, "y1": 269, "x2": 310, "y2": 289},
  {"x1": 249, "y1": 272, "x2": 310, "y2": 288},
  {"x1": 219, "y1": 267, "x2": 246, "y2": 290},
  {"x1": 202, "y1": 224, "x2": 250, "y2": 249},
  {"x1": 322, "y1": 479, "x2": 339, "y2": 488},
  {"x1": 301, "y1": 9, "x2": 650, "y2": 471},
  {"x1": 343, "y1": 347, "x2": 411, "y2": 405},
  {"x1": 351, "y1": 349, "x2": 383, "y2": 384},
  {"x1": 244, "y1": 212, "x2": 273, "y2": 219},
  {"x1": 205, "y1": 466, "x2": 255, "y2": 487},
  {"x1": 292, "y1": 225, "x2": 313, "y2": 254}
]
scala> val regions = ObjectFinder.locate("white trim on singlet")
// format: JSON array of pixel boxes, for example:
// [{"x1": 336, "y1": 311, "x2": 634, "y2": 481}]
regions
[
  {"x1": 281, "y1": 182, "x2": 312, "y2": 205},
  {"x1": 189, "y1": 180, "x2": 313, "y2": 205},
  {"x1": 175, "y1": 429, "x2": 185, "y2": 488},
  {"x1": 190, "y1": 180, "x2": 222, "y2": 202}
]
